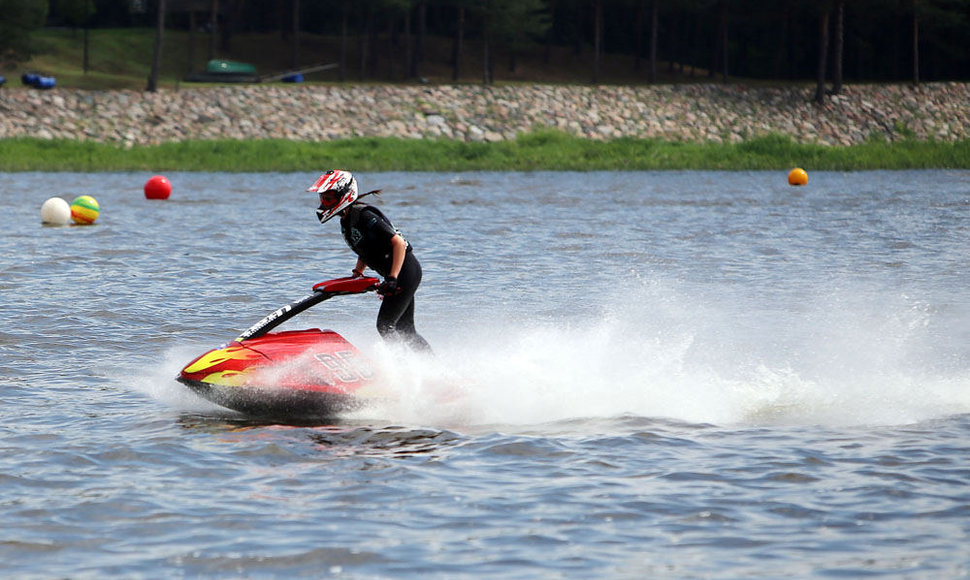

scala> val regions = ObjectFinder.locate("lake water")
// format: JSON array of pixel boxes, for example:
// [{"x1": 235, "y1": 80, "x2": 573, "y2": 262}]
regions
[{"x1": 2, "y1": 170, "x2": 969, "y2": 578}]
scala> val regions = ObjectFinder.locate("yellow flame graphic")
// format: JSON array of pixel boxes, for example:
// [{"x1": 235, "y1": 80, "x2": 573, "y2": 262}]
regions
[{"x1": 183, "y1": 344, "x2": 262, "y2": 374}]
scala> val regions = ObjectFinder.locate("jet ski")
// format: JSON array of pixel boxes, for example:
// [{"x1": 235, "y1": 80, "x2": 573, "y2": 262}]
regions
[{"x1": 177, "y1": 276, "x2": 382, "y2": 420}]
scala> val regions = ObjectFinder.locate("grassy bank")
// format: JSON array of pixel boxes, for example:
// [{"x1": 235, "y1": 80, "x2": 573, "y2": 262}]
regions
[{"x1": 1, "y1": 132, "x2": 968, "y2": 172}]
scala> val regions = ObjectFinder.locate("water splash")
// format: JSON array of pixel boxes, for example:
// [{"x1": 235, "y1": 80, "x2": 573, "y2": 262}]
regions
[
  {"x1": 141, "y1": 278, "x2": 970, "y2": 428},
  {"x1": 130, "y1": 345, "x2": 226, "y2": 414},
  {"x1": 351, "y1": 278, "x2": 970, "y2": 428}
]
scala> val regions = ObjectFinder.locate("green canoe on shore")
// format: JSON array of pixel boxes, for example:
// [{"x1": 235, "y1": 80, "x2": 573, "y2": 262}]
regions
[{"x1": 185, "y1": 59, "x2": 260, "y2": 83}]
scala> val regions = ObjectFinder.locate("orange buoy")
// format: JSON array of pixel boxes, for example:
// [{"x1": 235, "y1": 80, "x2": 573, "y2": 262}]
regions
[{"x1": 788, "y1": 168, "x2": 809, "y2": 186}]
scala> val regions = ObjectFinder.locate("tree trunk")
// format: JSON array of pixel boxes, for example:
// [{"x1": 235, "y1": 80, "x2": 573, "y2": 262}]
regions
[
  {"x1": 912, "y1": 0, "x2": 920, "y2": 86},
  {"x1": 187, "y1": 10, "x2": 196, "y2": 77},
  {"x1": 367, "y1": 10, "x2": 378, "y2": 78},
  {"x1": 718, "y1": 0, "x2": 729, "y2": 82},
  {"x1": 773, "y1": 0, "x2": 789, "y2": 79},
  {"x1": 814, "y1": 9, "x2": 830, "y2": 104},
  {"x1": 592, "y1": 0, "x2": 602, "y2": 84},
  {"x1": 387, "y1": 14, "x2": 396, "y2": 79},
  {"x1": 83, "y1": 24, "x2": 90, "y2": 74},
  {"x1": 483, "y1": 36, "x2": 492, "y2": 85},
  {"x1": 220, "y1": 0, "x2": 236, "y2": 53},
  {"x1": 412, "y1": 0, "x2": 426, "y2": 79},
  {"x1": 404, "y1": 8, "x2": 413, "y2": 80},
  {"x1": 147, "y1": 0, "x2": 166, "y2": 92},
  {"x1": 648, "y1": 0, "x2": 658, "y2": 82},
  {"x1": 667, "y1": 4, "x2": 677, "y2": 73},
  {"x1": 81, "y1": 0, "x2": 92, "y2": 74},
  {"x1": 831, "y1": 0, "x2": 843, "y2": 94},
  {"x1": 208, "y1": 0, "x2": 218, "y2": 60},
  {"x1": 545, "y1": 0, "x2": 556, "y2": 65},
  {"x1": 358, "y1": 6, "x2": 372, "y2": 81},
  {"x1": 451, "y1": 6, "x2": 464, "y2": 82},
  {"x1": 691, "y1": 13, "x2": 700, "y2": 77},
  {"x1": 339, "y1": 0, "x2": 347, "y2": 81},
  {"x1": 573, "y1": 0, "x2": 583, "y2": 56},
  {"x1": 482, "y1": 4, "x2": 492, "y2": 85},
  {"x1": 634, "y1": 0, "x2": 644, "y2": 71},
  {"x1": 290, "y1": 0, "x2": 300, "y2": 70}
]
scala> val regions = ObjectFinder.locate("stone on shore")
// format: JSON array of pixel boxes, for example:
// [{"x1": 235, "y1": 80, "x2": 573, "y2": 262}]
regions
[{"x1": 0, "y1": 82, "x2": 966, "y2": 146}]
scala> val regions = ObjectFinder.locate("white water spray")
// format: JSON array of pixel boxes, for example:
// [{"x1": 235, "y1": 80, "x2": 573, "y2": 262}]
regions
[
  {"x1": 142, "y1": 278, "x2": 970, "y2": 428},
  {"x1": 349, "y1": 278, "x2": 970, "y2": 427}
]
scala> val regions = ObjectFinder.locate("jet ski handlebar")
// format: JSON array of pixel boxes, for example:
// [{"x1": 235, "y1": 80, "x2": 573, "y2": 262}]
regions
[{"x1": 235, "y1": 276, "x2": 380, "y2": 342}]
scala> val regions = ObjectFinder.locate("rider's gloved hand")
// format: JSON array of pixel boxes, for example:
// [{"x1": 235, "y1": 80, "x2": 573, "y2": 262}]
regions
[{"x1": 377, "y1": 276, "x2": 399, "y2": 296}]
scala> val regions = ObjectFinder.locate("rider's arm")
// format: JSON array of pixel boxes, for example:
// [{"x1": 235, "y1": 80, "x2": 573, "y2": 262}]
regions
[{"x1": 388, "y1": 234, "x2": 407, "y2": 279}]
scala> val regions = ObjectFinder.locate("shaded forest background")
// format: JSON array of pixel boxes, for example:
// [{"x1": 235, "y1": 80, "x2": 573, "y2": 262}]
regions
[{"x1": 3, "y1": 0, "x2": 969, "y2": 96}]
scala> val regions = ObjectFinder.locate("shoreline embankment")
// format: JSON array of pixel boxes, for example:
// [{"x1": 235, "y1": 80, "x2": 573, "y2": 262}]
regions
[{"x1": 1, "y1": 82, "x2": 967, "y2": 147}]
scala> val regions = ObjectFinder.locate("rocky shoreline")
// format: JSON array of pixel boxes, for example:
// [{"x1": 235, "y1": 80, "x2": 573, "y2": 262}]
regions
[{"x1": 0, "y1": 82, "x2": 967, "y2": 147}]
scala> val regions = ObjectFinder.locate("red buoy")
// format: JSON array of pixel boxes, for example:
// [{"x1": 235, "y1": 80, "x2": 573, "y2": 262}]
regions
[{"x1": 144, "y1": 175, "x2": 172, "y2": 200}]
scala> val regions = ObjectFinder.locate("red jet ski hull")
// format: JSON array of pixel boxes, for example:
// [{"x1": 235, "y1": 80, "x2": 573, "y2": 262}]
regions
[
  {"x1": 177, "y1": 277, "x2": 382, "y2": 420},
  {"x1": 178, "y1": 328, "x2": 377, "y2": 419}
]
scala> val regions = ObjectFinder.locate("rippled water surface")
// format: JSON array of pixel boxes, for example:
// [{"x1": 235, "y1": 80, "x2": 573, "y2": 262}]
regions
[{"x1": 2, "y1": 171, "x2": 970, "y2": 578}]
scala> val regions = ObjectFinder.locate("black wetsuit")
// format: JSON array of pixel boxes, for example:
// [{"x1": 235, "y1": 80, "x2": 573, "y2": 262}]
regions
[{"x1": 340, "y1": 203, "x2": 432, "y2": 352}]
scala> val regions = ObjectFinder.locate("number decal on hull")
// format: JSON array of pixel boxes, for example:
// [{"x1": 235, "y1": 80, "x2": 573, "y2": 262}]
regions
[{"x1": 314, "y1": 351, "x2": 373, "y2": 383}]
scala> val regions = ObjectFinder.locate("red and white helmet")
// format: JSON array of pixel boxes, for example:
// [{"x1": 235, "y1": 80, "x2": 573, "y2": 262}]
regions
[{"x1": 307, "y1": 169, "x2": 359, "y2": 224}]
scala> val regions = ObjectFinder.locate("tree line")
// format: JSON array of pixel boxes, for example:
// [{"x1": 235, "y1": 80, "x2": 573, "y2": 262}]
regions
[{"x1": 4, "y1": 0, "x2": 969, "y2": 97}]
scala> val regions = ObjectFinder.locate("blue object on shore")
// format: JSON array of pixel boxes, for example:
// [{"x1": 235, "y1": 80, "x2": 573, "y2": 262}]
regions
[
  {"x1": 21, "y1": 72, "x2": 56, "y2": 90},
  {"x1": 282, "y1": 73, "x2": 304, "y2": 83},
  {"x1": 0, "y1": 75, "x2": 6, "y2": 87}
]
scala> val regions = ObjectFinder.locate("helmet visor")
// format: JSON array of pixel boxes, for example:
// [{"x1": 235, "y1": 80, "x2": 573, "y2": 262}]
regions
[{"x1": 318, "y1": 191, "x2": 344, "y2": 209}]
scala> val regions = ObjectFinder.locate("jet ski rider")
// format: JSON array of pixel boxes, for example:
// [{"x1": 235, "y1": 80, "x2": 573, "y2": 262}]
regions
[{"x1": 307, "y1": 170, "x2": 432, "y2": 353}]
